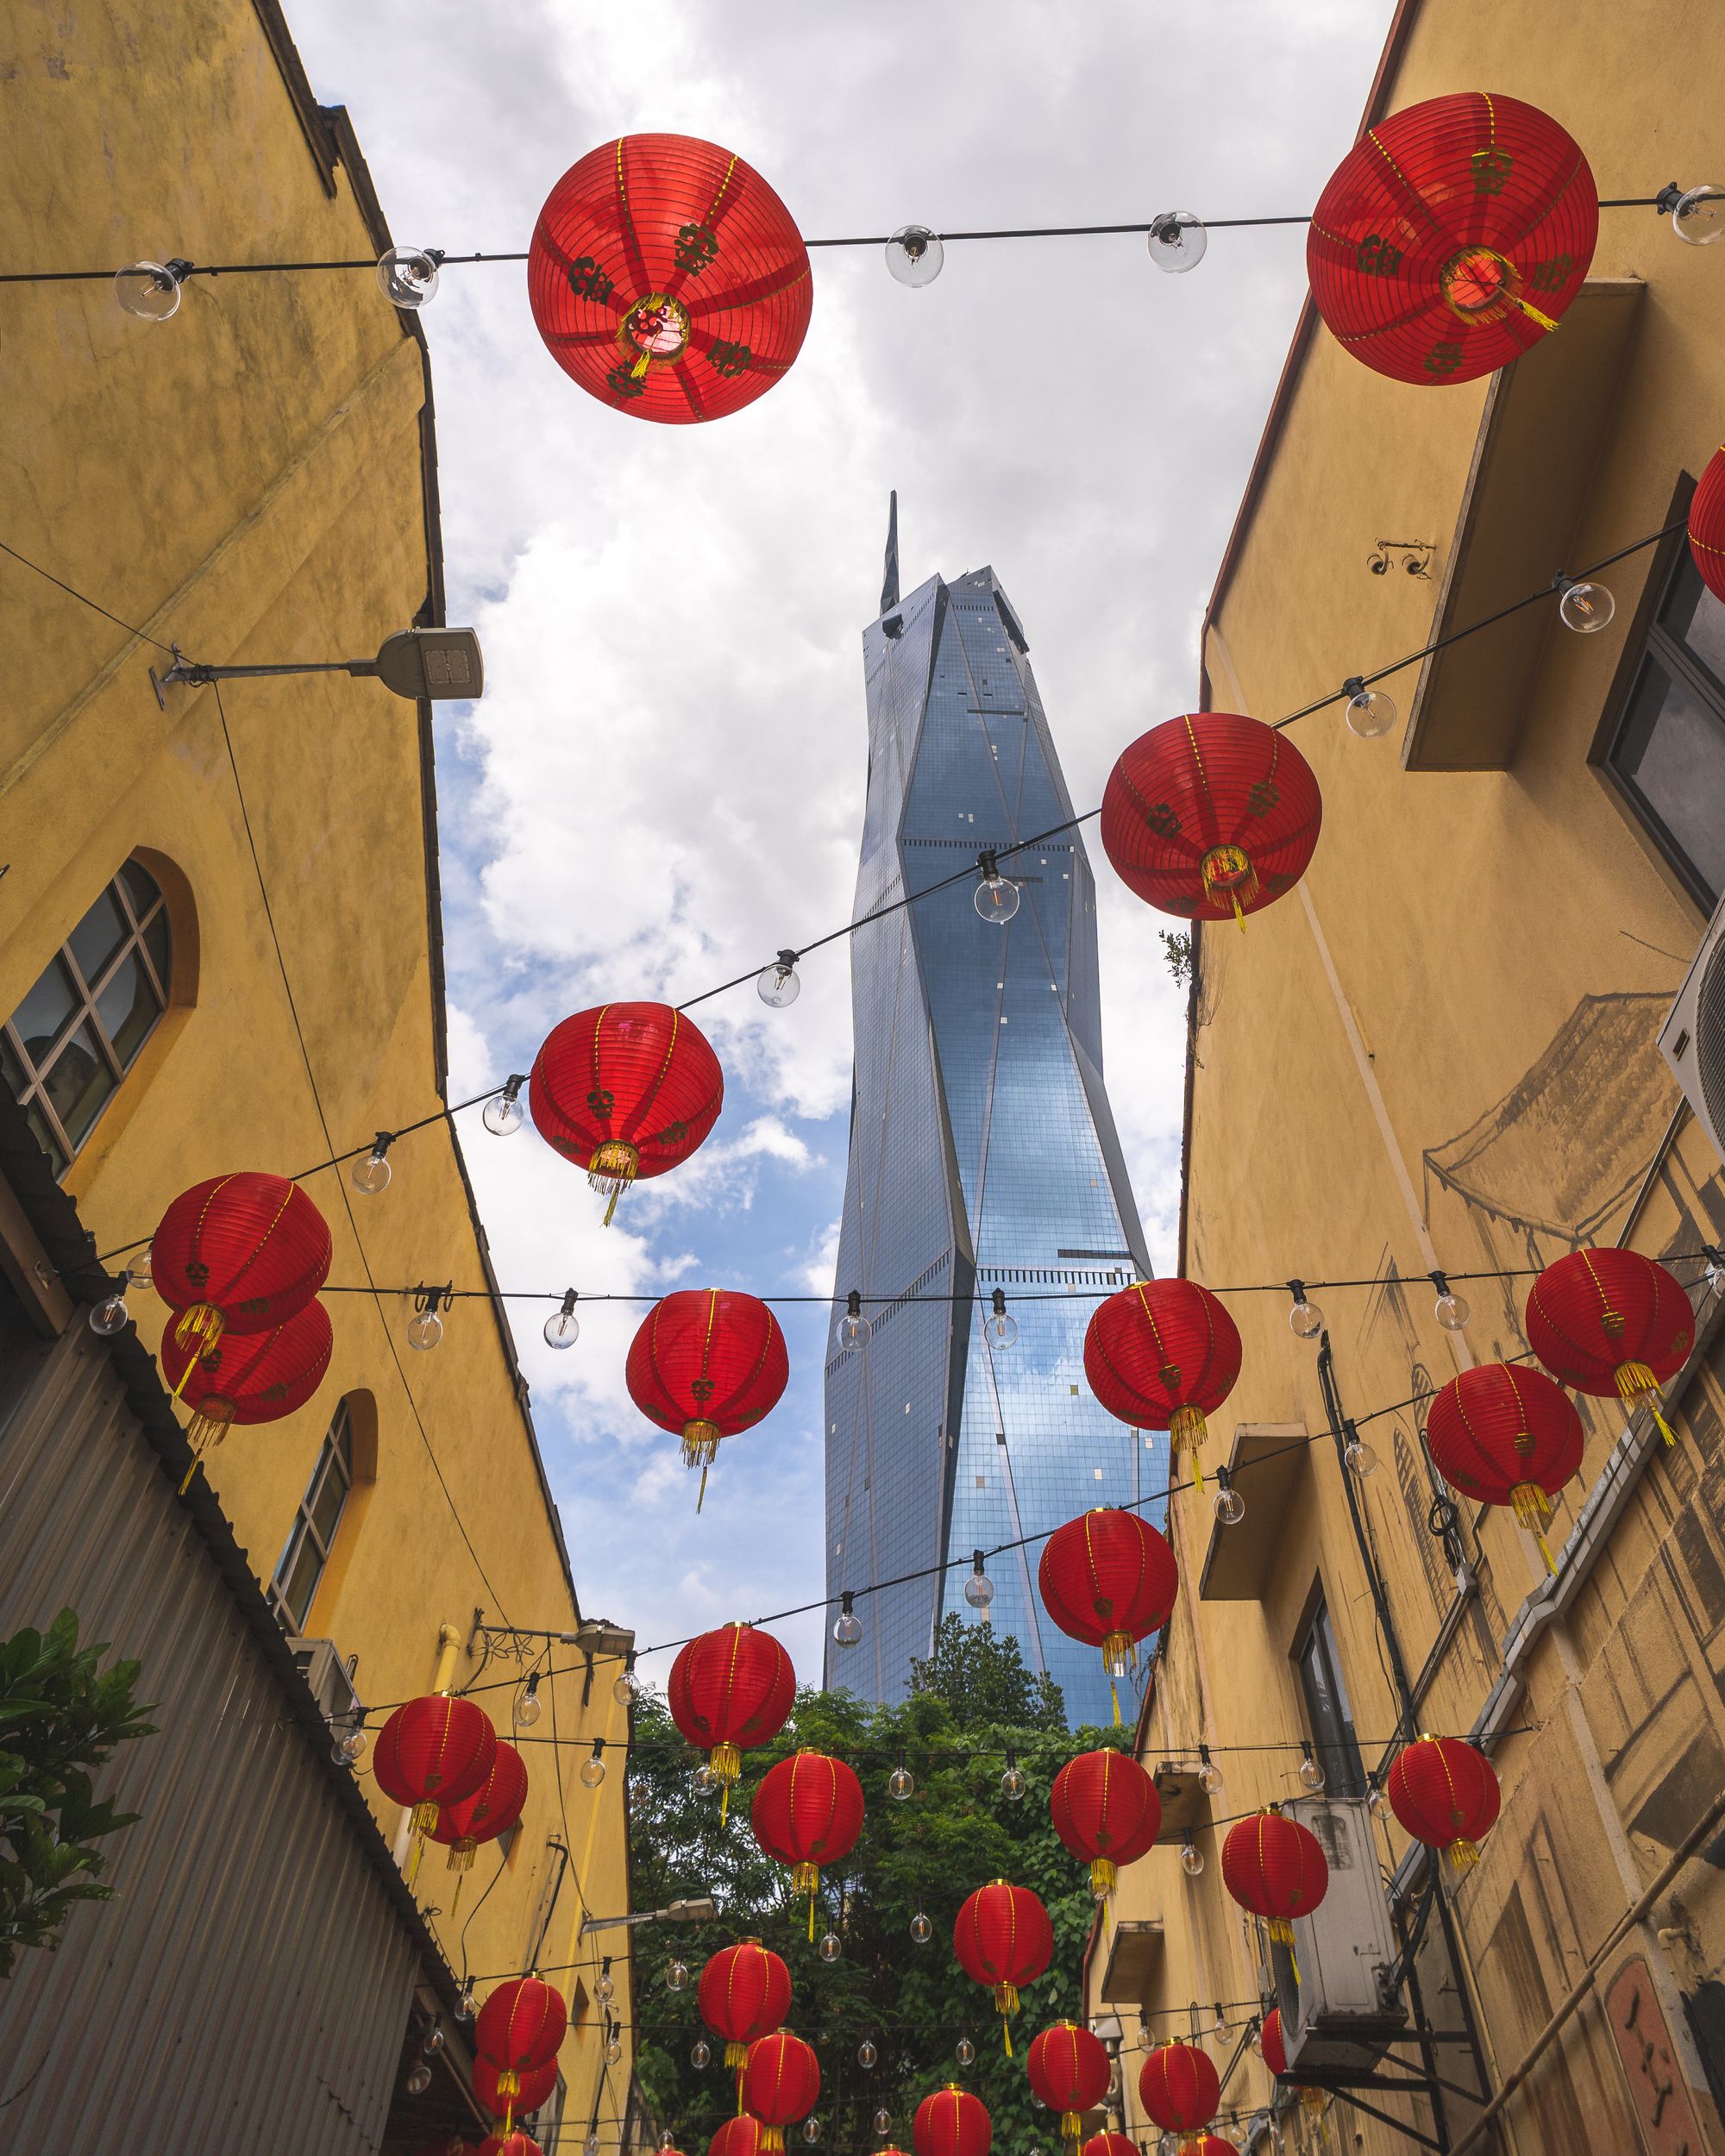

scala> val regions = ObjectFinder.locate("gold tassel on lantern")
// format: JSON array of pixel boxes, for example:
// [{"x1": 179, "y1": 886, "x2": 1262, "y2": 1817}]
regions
[
  {"x1": 1169, "y1": 1402, "x2": 1208, "y2": 1493},
  {"x1": 1090, "y1": 1856, "x2": 1118, "y2": 1901},
  {"x1": 1509, "y1": 1482, "x2": 1557, "y2": 1576},
  {"x1": 1445, "y1": 1835, "x2": 1481, "y2": 1873},
  {"x1": 683, "y1": 1418, "x2": 723, "y2": 1512},
  {"x1": 793, "y1": 1860, "x2": 820, "y2": 1940},
  {"x1": 1615, "y1": 1358, "x2": 1677, "y2": 1445},
  {"x1": 1100, "y1": 1631, "x2": 1133, "y2": 1727},
  {"x1": 1060, "y1": 2112, "x2": 1082, "y2": 2145},
  {"x1": 172, "y1": 1301, "x2": 225, "y2": 1360},
  {"x1": 712, "y1": 1739, "x2": 741, "y2": 1824},
  {"x1": 587, "y1": 1139, "x2": 640, "y2": 1225},
  {"x1": 178, "y1": 1395, "x2": 238, "y2": 1495},
  {"x1": 994, "y1": 1980, "x2": 1019, "y2": 2055},
  {"x1": 759, "y1": 2132, "x2": 785, "y2": 2154},
  {"x1": 1200, "y1": 844, "x2": 1257, "y2": 931}
]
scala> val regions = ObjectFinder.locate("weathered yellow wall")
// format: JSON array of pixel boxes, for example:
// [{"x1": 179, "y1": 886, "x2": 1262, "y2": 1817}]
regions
[
  {"x1": 1087, "y1": 4, "x2": 1725, "y2": 2153},
  {"x1": 0, "y1": 1, "x2": 633, "y2": 2139}
]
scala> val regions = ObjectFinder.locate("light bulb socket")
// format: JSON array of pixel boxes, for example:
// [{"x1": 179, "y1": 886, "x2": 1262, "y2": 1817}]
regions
[
  {"x1": 972, "y1": 1548, "x2": 987, "y2": 1575},
  {"x1": 978, "y1": 849, "x2": 1000, "y2": 880},
  {"x1": 991, "y1": 1287, "x2": 1007, "y2": 1316},
  {"x1": 502, "y1": 1073, "x2": 524, "y2": 1101},
  {"x1": 1656, "y1": 181, "x2": 1685, "y2": 215},
  {"x1": 525, "y1": 1671, "x2": 541, "y2": 1699},
  {"x1": 846, "y1": 1289, "x2": 862, "y2": 1318},
  {"x1": 777, "y1": 948, "x2": 799, "y2": 968},
  {"x1": 560, "y1": 1288, "x2": 579, "y2": 1318},
  {"x1": 1342, "y1": 676, "x2": 1366, "y2": 699},
  {"x1": 841, "y1": 1589, "x2": 856, "y2": 1614}
]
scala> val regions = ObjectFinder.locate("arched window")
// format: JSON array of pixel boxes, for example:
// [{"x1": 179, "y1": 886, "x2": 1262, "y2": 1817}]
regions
[
  {"x1": 269, "y1": 1400, "x2": 355, "y2": 1632},
  {"x1": 2, "y1": 861, "x2": 172, "y2": 1175}
]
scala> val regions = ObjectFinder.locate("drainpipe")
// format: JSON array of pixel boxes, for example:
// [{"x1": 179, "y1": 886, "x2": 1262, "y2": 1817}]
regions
[{"x1": 394, "y1": 1621, "x2": 464, "y2": 1867}]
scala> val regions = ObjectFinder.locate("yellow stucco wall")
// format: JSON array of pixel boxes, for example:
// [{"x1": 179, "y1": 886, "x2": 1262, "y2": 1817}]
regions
[
  {"x1": 1087, "y1": 5, "x2": 1725, "y2": 2153},
  {"x1": 0, "y1": 2, "x2": 633, "y2": 2140}
]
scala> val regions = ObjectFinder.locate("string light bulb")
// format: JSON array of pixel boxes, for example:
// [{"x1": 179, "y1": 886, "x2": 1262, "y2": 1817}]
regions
[
  {"x1": 1197, "y1": 1745, "x2": 1223, "y2": 1798},
  {"x1": 974, "y1": 849, "x2": 1021, "y2": 924},
  {"x1": 114, "y1": 258, "x2": 191, "y2": 320},
  {"x1": 1287, "y1": 1280, "x2": 1325, "y2": 1339},
  {"x1": 1180, "y1": 1835, "x2": 1205, "y2": 1877},
  {"x1": 888, "y1": 1752, "x2": 915, "y2": 1801},
  {"x1": 1212, "y1": 1467, "x2": 1245, "y2": 1527},
  {"x1": 1430, "y1": 1270, "x2": 1471, "y2": 1331},
  {"x1": 1000, "y1": 1748, "x2": 1026, "y2": 1802},
  {"x1": 596, "y1": 1964, "x2": 615, "y2": 2005},
  {"x1": 455, "y1": 1983, "x2": 475, "y2": 2021},
  {"x1": 1668, "y1": 182, "x2": 1725, "y2": 244},
  {"x1": 910, "y1": 1907, "x2": 932, "y2": 1944},
  {"x1": 545, "y1": 1288, "x2": 580, "y2": 1349},
  {"x1": 483, "y1": 1074, "x2": 526, "y2": 1137},
  {"x1": 1367, "y1": 1778, "x2": 1392, "y2": 1822},
  {"x1": 874, "y1": 2110, "x2": 894, "y2": 2138},
  {"x1": 803, "y1": 2120, "x2": 822, "y2": 2146},
  {"x1": 127, "y1": 1244, "x2": 153, "y2": 1287},
  {"x1": 692, "y1": 2039, "x2": 712, "y2": 2069},
  {"x1": 1298, "y1": 1740, "x2": 1327, "y2": 1792},
  {"x1": 758, "y1": 950, "x2": 802, "y2": 1007},
  {"x1": 1147, "y1": 210, "x2": 1207, "y2": 273},
  {"x1": 818, "y1": 1931, "x2": 842, "y2": 1963},
  {"x1": 985, "y1": 1287, "x2": 1018, "y2": 1349},
  {"x1": 887, "y1": 225, "x2": 944, "y2": 286},
  {"x1": 956, "y1": 2036, "x2": 976, "y2": 2068},
  {"x1": 1345, "y1": 1427, "x2": 1379, "y2": 1478},
  {"x1": 964, "y1": 1549, "x2": 994, "y2": 1611},
  {"x1": 667, "y1": 1959, "x2": 689, "y2": 1990},
  {"x1": 88, "y1": 1270, "x2": 135, "y2": 1338},
  {"x1": 405, "y1": 2062, "x2": 432, "y2": 2096},
  {"x1": 834, "y1": 1288, "x2": 870, "y2": 1352},
  {"x1": 1704, "y1": 1246, "x2": 1725, "y2": 1296},
  {"x1": 377, "y1": 245, "x2": 442, "y2": 308},
  {"x1": 605, "y1": 2033, "x2": 623, "y2": 2066},
  {"x1": 331, "y1": 1721, "x2": 367, "y2": 1764},
  {"x1": 516, "y1": 1671, "x2": 543, "y2": 1728},
  {"x1": 581, "y1": 1739, "x2": 607, "y2": 1788},
  {"x1": 614, "y1": 1651, "x2": 637, "y2": 1707},
  {"x1": 352, "y1": 1131, "x2": 394, "y2": 1195},
  {"x1": 1554, "y1": 573, "x2": 1615, "y2": 634},
  {"x1": 1342, "y1": 676, "x2": 1398, "y2": 740},
  {"x1": 858, "y1": 2040, "x2": 878, "y2": 2070},
  {"x1": 832, "y1": 1590, "x2": 863, "y2": 1650}
]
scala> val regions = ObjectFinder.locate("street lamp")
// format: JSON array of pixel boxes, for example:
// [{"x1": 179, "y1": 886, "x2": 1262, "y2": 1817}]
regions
[
  {"x1": 580, "y1": 1896, "x2": 719, "y2": 1940},
  {"x1": 149, "y1": 625, "x2": 483, "y2": 708}
]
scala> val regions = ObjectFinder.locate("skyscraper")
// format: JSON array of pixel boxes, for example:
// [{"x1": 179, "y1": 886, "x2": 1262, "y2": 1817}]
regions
[{"x1": 824, "y1": 503, "x2": 1154, "y2": 1726}]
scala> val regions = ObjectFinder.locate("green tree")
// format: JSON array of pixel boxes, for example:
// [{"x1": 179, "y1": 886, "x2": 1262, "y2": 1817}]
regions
[
  {"x1": 627, "y1": 1626, "x2": 1122, "y2": 2153},
  {"x1": 0, "y1": 1608, "x2": 153, "y2": 1977}
]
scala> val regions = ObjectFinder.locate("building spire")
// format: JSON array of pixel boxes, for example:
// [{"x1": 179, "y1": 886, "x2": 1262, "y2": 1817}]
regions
[{"x1": 881, "y1": 489, "x2": 900, "y2": 617}]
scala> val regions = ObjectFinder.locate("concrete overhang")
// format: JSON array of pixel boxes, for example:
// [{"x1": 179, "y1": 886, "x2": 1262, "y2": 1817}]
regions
[
  {"x1": 1402, "y1": 279, "x2": 1647, "y2": 773},
  {"x1": 1095, "y1": 1919, "x2": 1165, "y2": 2009},
  {"x1": 1200, "y1": 1422, "x2": 1310, "y2": 1601}
]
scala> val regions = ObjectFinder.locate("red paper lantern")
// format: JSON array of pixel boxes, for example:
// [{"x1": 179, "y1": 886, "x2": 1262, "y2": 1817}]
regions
[
  {"x1": 1083, "y1": 1281, "x2": 1241, "y2": 1481},
  {"x1": 413, "y1": 2141, "x2": 477, "y2": 2156},
  {"x1": 528, "y1": 134, "x2": 812, "y2": 425},
  {"x1": 913, "y1": 2086, "x2": 991, "y2": 2156},
  {"x1": 1220, "y1": 1809, "x2": 1329, "y2": 1945},
  {"x1": 474, "y1": 2055, "x2": 560, "y2": 2120},
  {"x1": 530, "y1": 1002, "x2": 724, "y2": 1222},
  {"x1": 1038, "y1": 1511, "x2": 1179, "y2": 1714},
  {"x1": 1526, "y1": 1247, "x2": 1693, "y2": 1441},
  {"x1": 1388, "y1": 1736, "x2": 1502, "y2": 1871},
  {"x1": 750, "y1": 1751, "x2": 865, "y2": 1934},
  {"x1": 477, "y1": 2137, "x2": 541, "y2": 2156},
  {"x1": 1259, "y1": 2009, "x2": 1324, "y2": 2118},
  {"x1": 476, "y1": 1977, "x2": 568, "y2": 2096},
  {"x1": 1307, "y1": 91, "x2": 1597, "y2": 386},
  {"x1": 158, "y1": 1297, "x2": 333, "y2": 1473},
  {"x1": 742, "y1": 2031, "x2": 820, "y2": 2153},
  {"x1": 151, "y1": 1171, "x2": 331, "y2": 1358},
  {"x1": 1690, "y1": 448, "x2": 1725, "y2": 604},
  {"x1": 1026, "y1": 2022, "x2": 1111, "y2": 2143},
  {"x1": 710, "y1": 2120, "x2": 768, "y2": 2156},
  {"x1": 1050, "y1": 1748, "x2": 1163, "y2": 1903},
  {"x1": 627, "y1": 1288, "x2": 790, "y2": 1499},
  {"x1": 953, "y1": 1880, "x2": 1053, "y2": 2049},
  {"x1": 1424, "y1": 1363, "x2": 1584, "y2": 1568},
  {"x1": 1138, "y1": 2043, "x2": 1220, "y2": 2137},
  {"x1": 668, "y1": 1622, "x2": 796, "y2": 1806},
  {"x1": 1100, "y1": 714, "x2": 1322, "y2": 928},
  {"x1": 1082, "y1": 2136, "x2": 1137, "y2": 2156},
  {"x1": 430, "y1": 1739, "x2": 530, "y2": 1871},
  {"x1": 699, "y1": 1939, "x2": 794, "y2": 2066},
  {"x1": 373, "y1": 1695, "x2": 498, "y2": 1837}
]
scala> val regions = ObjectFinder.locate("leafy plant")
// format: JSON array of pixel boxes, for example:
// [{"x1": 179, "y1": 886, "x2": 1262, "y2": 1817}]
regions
[
  {"x1": 1158, "y1": 930, "x2": 1194, "y2": 988},
  {"x1": 0, "y1": 1608, "x2": 154, "y2": 1977}
]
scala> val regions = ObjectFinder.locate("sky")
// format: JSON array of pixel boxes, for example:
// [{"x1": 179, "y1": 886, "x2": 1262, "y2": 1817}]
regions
[{"x1": 286, "y1": 0, "x2": 1401, "y2": 1686}]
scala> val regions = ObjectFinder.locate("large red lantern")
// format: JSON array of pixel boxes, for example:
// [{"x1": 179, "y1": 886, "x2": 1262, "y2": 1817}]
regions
[
  {"x1": 1050, "y1": 1748, "x2": 1162, "y2": 1903},
  {"x1": 1690, "y1": 448, "x2": 1725, "y2": 604},
  {"x1": 477, "y1": 2137, "x2": 541, "y2": 2156},
  {"x1": 913, "y1": 2086, "x2": 991, "y2": 2156},
  {"x1": 953, "y1": 1880, "x2": 1053, "y2": 2051},
  {"x1": 474, "y1": 2055, "x2": 560, "y2": 2121},
  {"x1": 668, "y1": 1622, "x2": 796, "y2": 1813},
  {"x1": 1083, "y1": 1280, "x2": 1241, "y2": 1484},
  {"x1": 741, "y1": 2031, "x2": 820, "y2": 2153},
  {"x1": 1307, "y1": 91, "x2": 1597, "y2": 386},
  {"x1": 528, "y1": 135, "x2": 812, "y2": 425},
  {"x1": 475, "y1": 1976, "x2": 568, "y2": 2098},
  {"x1": 1388, "y1": 1736, "x2": 1502, "y2": 1872},
  {"x1": 159, "y1": 1297, "x2": 333, "y2": 1479},
  {"x1": 151, "y1": 1171, "x2": 331, "y2": 1357},
  {"x1": 750, "y1": 1751, "x2": 865, "y2": 1936},
  {"x1": 699, "y1": 1939, "x2": 794, "y2": 2066},
  {"x1": 1038, "y1": 1510, "x2": 1179, "y2": 1719},
  {"x1": 430, "y1": 1739, "x2": 530, "y2": 1872},
  {"x1": 1100, "y1": 714, "x2": 1322, "y2": 928},
  {"x1": 710, "y1": 2122, "x2": 768, "y2": 2156},
  {"x1": 373, "y1": 1694, "x2": 498, "y2": 1838},
  {"x1": 530, "y1": 1002, "x2": 724, "y2": 1222},
  {"x1": 1138, "y1": 2043, "x2": 1220, "y2": 2143},
  {"x1": 1424, "y1": 1362, "x2": 1584, "y2": 1570},
  {"x1": 627, "y1": 1288, "x2": 790, "y2": 1501},
  {"x1": 1082, "y1": 2137, "x2": 1137, "y2": 2156},
  {"x1": 1026, "y1": 2022, "x2": 1111, "y2": 2143},
  {"x1": 1220, "y1": 1808, "x2": 1329, "y2": 1945},
  {"x1": 1525, "y1": 1247, "x2": 1693, "y2": 1441},
  {"x1": 1259, "y1": 2009, "x2": 1324, "y2": 2121}
]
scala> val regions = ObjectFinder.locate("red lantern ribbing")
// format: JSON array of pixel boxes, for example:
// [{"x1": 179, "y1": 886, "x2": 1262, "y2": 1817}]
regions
[
  {"x1": 1388, "y1": 1736, "x2": 1502, "y2": 1872},
  {"x1": 1138, "y1": 2043, "x2": 1220, "y2": 2145},
  {"x1": 1038, "y1": 1510, "x2": 1179, "y2": 1721},
  {"x1": 474, "y1": 2056, "x2": 559, "y2": 2122},
  {"x1": 741, "y1": 2031, "x2": 820, "y2": 2153},
  {"x1": 528, "y1": 135, "x2": 812, "y2": 425},
  {"x1": 699, "y1": 1940, "x2": 794, "y2": 2068},
  {"x1": 1260, "y1": 2009, "x2": 1325, "y2": 2122},
  {"x1": 1100, "y1": 714, "x2": 1322, "y2": 929},
  {"x1": 1026, "y1": 2022, "x2": 1111, "y2": 2144},
  {"x1": 1424, "y1": 1363, "x2": 1584, "y2": 1570},
  {"x1": 626, "y1": 1288, "x2": 790, "y2": 1503},
  {"x1": 1050, "y1": 1749, "x2": 1162, "y2": 1904},
  {"x1": 475, "y1": 1977, "x2": 568, "y2": 2107},
  {"x1": 1082, "y1": 2135, "x2": 1137, "y2": 2156},
  {"x1": 667, "y1": 1623, "x2": 795, "y2": 1816},
  {"x1": 710, "y1": 2121, "x2": 769, "y2": 2156},
  {"x1": 1307, "y1": 91, "x2": 1597, "y2": 386},
  {"x1": 158, "y1": 1298, "x2": 333, "y2": 1483},
  {"x1": 1690, "y1": 448, "x2": 1725, "y2": 604},
  {"x1": 151, "y1": 1171, "x2": 331, "y2": 1361},
  {"x1": 1220, "y1": 1808, "x2": 1329, "y2": 1946},
  {"x1": 913, "y1": 2086, "x2": 992, "y2": 2156},
  {"x1": 477, "y1": 2136, "x2": 541, "y2": 2156},
  {"x1": 530, "y1": 1002, "x2": 724, "y2": 1223},
  {"x1": 750, "y1": 1751, "x2": 865, "y2": 1939},
  {"x1": 373, "y1": 1695, "x2": 498, "y2": 1839},
  {"x1": 430, "y1": 1739, "x2": 530, "y2": 1881},
  {"x1": 953, "y1": 1880, "x2": 1053, "y2": 2053},
  {"x1": 1525, "y1": 1246, "x2": 1694, "y2": 1443},
  {"x1": 1083, "y1": 1280, "x2": 1242, "y2": 1486}
]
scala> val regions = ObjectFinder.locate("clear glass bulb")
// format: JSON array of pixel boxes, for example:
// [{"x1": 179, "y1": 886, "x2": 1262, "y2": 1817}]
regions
[
  {"x1": 377, "y1": 245, "x2": 442, "y2": 307},
  {"x1": 1368, "y1": 1783, "x2": 1392, "y2": 1822},
  {"x1": 887, "y1": 225, "x2": 944, "y2": 286},
  {"x1": 407, "y1": 1308, "x2": 444, "y2": 1351},
  {"x1": 605, "y1": 2035, "x2": 623, "y2": 2066},
  {"x1": 1198, "y1": 1756, "x2": 1223, "y2": 1798},
  {"x1": 668, "y1": 1959, "x2": 689, "y2": 1990},
  {"x1": 406, "y1": 2062, "x2": 432, "y2": 2096},
  {"x1": 1345, "y1": 686, "x2": 1398, "y2": 740},
  {"x1": 1299, "y1": 1752, "x2": 1327, "y2": 1792},
  {"x1": 818, "y1": 1931, "x2": 842, "y2": 1963},
  {"x1": 1559, "y1": 580, "x2": 1615, "y2": 633},
  {"x1": 456, "y1": 1984, "x2": 476, "y2": 2021},
  {"x1": 833, "y1": 1307, "x2": 871, "y2": 1352},
  {"x1": 975, "y1": 871, "x2": 1020, "y2": 924},
  {"x1": 1000, "y1": 1764, "x2": 1026, "y2": 1802},
  {"x1": 858, "y1": 2040, "x2": 878, "y2": 2070},
  {"x1": 964, "y1": 1566, "x2": 994, "y2": 1611},
  {"x1": 544, "y1": 1305, "x2": 580, "y2": 1349},
  {"x1": 803, "y1": 2120, "x2": 822, "y2": 2147},
  {"x1": 1147, "y1": 211, "x2": 1207, "y2": 273},
  {"x1": 581, "y1": 1752, "x2": 607, "y2": 1788},
  {"x1": 1346, "y1": 1436, "x2": 1379, "y2": 1478},
  {"x1": 758, "y1": 956, "x2": 801, "y2": 1008},
  {"x1": 331, "y1": 1727, "x2": 366, "y2": 1764},
  {"x1": 128, "y1": 1243, "x2": 153, "y2": 1287},
  {"x1": 832, "y1": 1601, "x2": 863, "y2": 1650},
  {"x1": 1213, "y1": 1484, "x2": 1245, "y2": 1528},
  {"x1": 1433, "y1": 1289, "x2": 1471, "y2": 1332},
  {"x1": 1289, "y1": 1295, "x2": 1325, "y2": 1340},
  {"x1": 352, "y1": 1147, "x2": 392, "y2": 1195},
  {"x1": 484, "y1": 1088, "x2": 524, "y2": 1137},
  {"x1": 114, "y1": 260, "x2": 185, "y2": 321},
  {"x1": 516, "y1": 1685, "x2": 543, "y2": 1729},
  {"x1": 586, "y1": 2135, "x2": 603, "y2": 2156},
  {"x1": 986, "y1": 1311, "x2": 1019, "y2": 1349},
  {"x1": 875, "y1": 2109, "x2": 894, "y2": 2137},
  {"x1": 88, "y1": 1282, "x2": 131, "y2": 1337},
  {"x1": 1180, "y1": 1839, "x2": 1205, "y2": 1877},
  {"x1": 888, "y1": 1764, "x2": 915, "y2": 1801},
  {"x1": 910, "y1": 1910, "x2": 932, "y2": 1944},
  {"x1": 1673, "y1": 184, "x2": 1725, "y2": 244},
  {"x1": 692, "y1": 2039, "x2": 712, "y2": 2069},
  {"x1": 596, "y1": 1972, "x2": 615, "y2": 2005},
  {"x1": 614, "y1": 1670, "x2": 635, "y2": 1707},
  {"x1": 956, "y1": 2037, "x2": 975, "y2": 2068},
  {"x1": 694, "y1": 1763, "x2": 717, "y2": 1796}
]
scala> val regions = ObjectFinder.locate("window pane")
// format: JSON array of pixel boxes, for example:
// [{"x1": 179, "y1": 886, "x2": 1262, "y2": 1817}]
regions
[
  {"x1": 66, "y1": 888, "x2": 129, "y2": 989},
  {"x1": 1613, "y1": 655, "x2": 1725, "y2": 906},
  {"x1": 1297, "y1": 1602, "x2": 1366, "y2": 1798},
  {"x1": 42, "y1": 1023, "x2": 116, "y2": 1149},
  {"x1": 279, "y1": 1533, "x2": 323, "y2": 1629},
  {"x1": 10, "y1": 956, "x2": 78, "y2": 1073},
  {"x1": 22, "y1": 1098, "x2": 67, "y2": 1177},
  {"x1": 118, "y1": 859, "x2": 163, "y2": 920},
  {"x1": 308, "y1": 1460, "x2": 348, "y2": 1551},
  {"x1": 0, "y1": 1031, "x2": 26, "y2": 1103},
  {"x1": 141, "y1": 907, "x2": 172, "y2": 997},
  {"x1": 95, "y1": 950, "x2": 161, "y2": 1069},
  {"x1": 1661, "y1": 555, "x2": 1725, "y2": 693}
]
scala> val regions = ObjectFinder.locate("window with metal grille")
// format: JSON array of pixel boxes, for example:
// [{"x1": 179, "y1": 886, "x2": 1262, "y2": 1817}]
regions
[
  {"x1": 1293, "y1": 1595, "x2": 1366, "y2": 1799},
  {"x1": 269, "y1": 1401, "x2": 354, "y2": 1631},
  {"x1": 2, "y1": 860, "x2": 172, "y2": 1175}
]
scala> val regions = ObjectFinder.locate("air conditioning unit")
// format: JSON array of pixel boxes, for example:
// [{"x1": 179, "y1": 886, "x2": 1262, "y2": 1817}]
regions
[
  {"x1": 1659, "y1": 902, "x2": 1725, "y2": 1163},
  {"x1": 1274, "y1": 1797, "x2": 1406, "y2": 2080},
  {"x1": 287, "y1": 1636, "x2": 364, "y2": 1744}
]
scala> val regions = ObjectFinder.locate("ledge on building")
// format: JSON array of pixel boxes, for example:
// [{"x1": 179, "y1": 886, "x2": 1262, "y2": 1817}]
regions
[
  {"x1": 1095, "y1": 1919, "x2": 1165, "y2": 2011},
  {"x1": 1200, "y1": 1422, "x2": 1309, "y2": 1600},
  {"x1": 1402, "y1": 279, "x2": 1646, "y2": 774}
]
